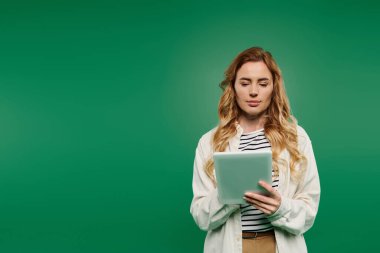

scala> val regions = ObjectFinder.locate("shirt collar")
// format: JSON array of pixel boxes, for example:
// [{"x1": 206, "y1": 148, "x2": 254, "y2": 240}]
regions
[
  {"x1": 234, "y1": 120, "x2": 244, "y2": 135},
  {"x1": 227, "y1": 120, "x2": 244, "y2": 152}
]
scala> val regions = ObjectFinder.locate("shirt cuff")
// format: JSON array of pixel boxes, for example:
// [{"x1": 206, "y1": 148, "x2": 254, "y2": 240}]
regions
[{"x1": 266, "y1": 196, "x2": 290, "y2": 221}]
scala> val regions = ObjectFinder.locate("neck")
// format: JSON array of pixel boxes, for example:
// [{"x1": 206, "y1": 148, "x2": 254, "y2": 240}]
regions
[{"x1": 238, "y1": 113, "x2": 266, "y2": 133}]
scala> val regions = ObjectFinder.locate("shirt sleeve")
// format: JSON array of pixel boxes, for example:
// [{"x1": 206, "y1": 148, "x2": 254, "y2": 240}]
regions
[
  {"x1": 190, "y1": 137, "x2": 240, "y2": 231},
  {"x1": 266, "y1": 135, "x2": 321, "y2": 236}
]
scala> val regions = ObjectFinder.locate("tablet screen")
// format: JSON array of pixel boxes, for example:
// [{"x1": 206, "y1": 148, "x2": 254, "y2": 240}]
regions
[{"x1": 213, "y1": 150, "x2": 272, "y2": 204}]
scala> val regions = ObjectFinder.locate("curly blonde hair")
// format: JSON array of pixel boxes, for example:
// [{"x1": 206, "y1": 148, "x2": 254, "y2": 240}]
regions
[{"x1": 205, "y1": 46, "x2": 307, "y2": 187}]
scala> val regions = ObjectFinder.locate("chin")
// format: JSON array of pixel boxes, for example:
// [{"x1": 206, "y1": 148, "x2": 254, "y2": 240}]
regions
[{"x1": 244, "y1": 110, "x2": 260, "y2": 117}]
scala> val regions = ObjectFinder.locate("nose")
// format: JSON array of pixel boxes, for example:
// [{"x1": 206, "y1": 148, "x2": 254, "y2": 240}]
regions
[{"x1": 249, "y1": 84, "x2": 258, "y2": 96}]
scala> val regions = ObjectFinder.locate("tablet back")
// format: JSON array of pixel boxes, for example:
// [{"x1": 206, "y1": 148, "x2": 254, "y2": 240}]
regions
[{"x1": 213, "y1": 150, "x2": 272, "y2": 205}]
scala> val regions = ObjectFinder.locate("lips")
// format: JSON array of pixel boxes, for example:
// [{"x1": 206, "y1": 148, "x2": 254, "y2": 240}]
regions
[{"x1": 247, "y1": 100, "x2": 260, "y2": 107}]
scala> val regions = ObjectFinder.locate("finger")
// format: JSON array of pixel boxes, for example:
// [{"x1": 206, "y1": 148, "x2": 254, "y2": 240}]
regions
[
  {"x1": 251, "y1": 204, "x2": 272, "y2": 215},
  {"x1": 258, "y1": 180, "x2": 280, "y2": 198},
  {"x1": 244, "y1": 197, "x2": 271, "y2": 214},
  {"x1": 244, "y1": 198, "x2": 274, "y2": 214},
  {"x1": 247, "y1": 198, "x2": 274, "y2": 211},
  {"x1": 245, "y1": 192, "x2": 278, "y2": 206}
]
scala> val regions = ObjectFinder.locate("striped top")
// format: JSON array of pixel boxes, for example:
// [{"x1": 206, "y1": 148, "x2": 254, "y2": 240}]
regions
[{"x1": 239, "y1": 128, "x2": 279, "y2": 232}]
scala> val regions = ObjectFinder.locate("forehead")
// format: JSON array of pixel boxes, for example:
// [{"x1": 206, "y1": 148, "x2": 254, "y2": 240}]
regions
[{"x1": 236, "y1": 61, "x2": 272, "y2": 79}]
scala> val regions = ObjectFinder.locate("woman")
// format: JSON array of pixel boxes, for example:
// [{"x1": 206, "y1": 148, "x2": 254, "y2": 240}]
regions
[{"x1": 190, "y1": 47, "x2": 320, "y2": 253}]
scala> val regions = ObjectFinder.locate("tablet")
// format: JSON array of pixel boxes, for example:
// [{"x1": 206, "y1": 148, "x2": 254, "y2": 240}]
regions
[{"x1": 213, "y1": 150, "x2": 272, "y2": 205}]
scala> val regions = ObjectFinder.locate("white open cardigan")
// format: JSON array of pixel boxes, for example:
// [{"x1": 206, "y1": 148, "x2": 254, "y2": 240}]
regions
[{"x1": 190, "y1": 124, "x2": 321, "y2": 253}]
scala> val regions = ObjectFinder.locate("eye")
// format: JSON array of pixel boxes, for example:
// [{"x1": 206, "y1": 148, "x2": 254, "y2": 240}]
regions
[
  {"x1": 259, "y1": 83, "x2": 268, "y2": 87},
  {"x1": 241, "y1": 82, "x2": 249, "y2": 86}
]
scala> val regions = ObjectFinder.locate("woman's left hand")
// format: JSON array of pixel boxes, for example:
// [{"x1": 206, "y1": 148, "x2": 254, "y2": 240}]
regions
[{"x1": 244, "y1": 180, "x2": 282, "y2": 216}]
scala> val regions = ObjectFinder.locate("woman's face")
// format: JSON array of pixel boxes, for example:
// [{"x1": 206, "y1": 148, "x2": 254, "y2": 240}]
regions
[{"x1": 234, "y1": 61, "x2": 274, "y2": 119}]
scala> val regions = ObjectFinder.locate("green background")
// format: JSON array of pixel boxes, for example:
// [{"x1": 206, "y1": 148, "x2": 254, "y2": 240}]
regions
[{"x1": 0, "y1": 0, "x2": 379, "y2": 252}]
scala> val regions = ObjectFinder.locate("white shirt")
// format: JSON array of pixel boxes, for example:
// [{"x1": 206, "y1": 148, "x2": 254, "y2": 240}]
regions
[{"x1": 190, "y1": 123, "x2": 321, "y2": 253}]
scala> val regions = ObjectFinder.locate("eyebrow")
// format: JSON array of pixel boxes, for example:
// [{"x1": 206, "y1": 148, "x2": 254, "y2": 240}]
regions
[{"x1": 239, "y1": 77, "x2": 270, "y2": 82}]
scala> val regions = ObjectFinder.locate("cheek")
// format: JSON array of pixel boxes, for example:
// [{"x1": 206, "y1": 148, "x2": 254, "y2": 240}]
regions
[
  {"x1": 234, "y1": 89, "x2": 244, "y2": 102},
  {"x1": 264, "y1": 89, "x2": 273, "y2": 102}
]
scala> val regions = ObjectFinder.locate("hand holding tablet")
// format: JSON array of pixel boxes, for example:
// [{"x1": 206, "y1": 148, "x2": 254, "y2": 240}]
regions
[{"x1": 243, "y1": 180, "x2": 282, "y2": 215}]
